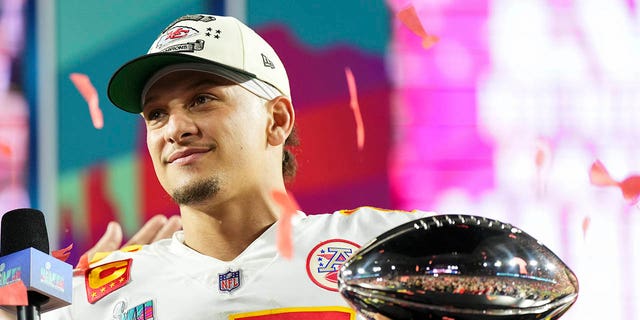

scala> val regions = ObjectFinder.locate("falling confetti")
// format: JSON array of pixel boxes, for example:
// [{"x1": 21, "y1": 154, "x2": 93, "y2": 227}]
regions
[
  {"x1": 272, "y1": 190, "x2": 300, "y2": 259},
  {"x1": 397, "y1": 4, "x2": 439, "y2": 49},
  {"x1": 0, "y1": 141, "x2": 11, "y2": 157},
  {"x1": 534, "y1": 138, "x2": 552, "y2": 196},
  {"x1": 52, "y1": 243, "x2": 73, "y2": 262},
  {"x1": 535, "y1": 138, "x2": 551, "y2": 169},
  {"x1": 69, "y1": 73, "x2": 104, "y2": 129},
  {"x1": 589, "y1": 160, "x2": 618, "y2": 187},
  {"x1": 582, "y1": 216, "x2": 591, "y2": 240},
  {"x1": 344, "y1": 67, "x2": 365, "y2": 151},
  {"x1": 589, "y1": 160, "x2": 640, "y2": 204},
  {"x1": 0, "y1": 280, "x2": 28, "y2": 306}
]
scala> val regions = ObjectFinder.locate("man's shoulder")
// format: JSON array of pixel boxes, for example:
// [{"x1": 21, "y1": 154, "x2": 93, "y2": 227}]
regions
[
  {"x1": 299, "y1": 206, "x2": 436, "y2": 241},
  {"x1": 306, "y1": 206, "x2": 435, "y2": 221},
  {"x1": 88, "y1": 239, "x2": 171, "y2": 267}
]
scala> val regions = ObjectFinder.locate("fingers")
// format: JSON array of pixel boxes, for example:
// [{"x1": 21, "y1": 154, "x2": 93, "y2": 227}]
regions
[
  {"x1": 123, "y1": 214, "x2": 169, "y2": 247},
  {"x1": 152, "y1": 215, "x2": 182, "y2": 242},
  {"x1": 85, "y1": 221, "x2": 123, "y2": 261}
]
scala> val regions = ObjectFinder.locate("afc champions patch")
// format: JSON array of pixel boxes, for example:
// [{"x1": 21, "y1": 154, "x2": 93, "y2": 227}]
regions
[
  {"x1": 218, "y1": 269, "x2": 241, "y2": 293},
  {"x1": 85, "y1": 259, "x2": 133, "y2": 304},
  {"x1": 306, "y1": 239, "x2": 360, "y2": 291}
]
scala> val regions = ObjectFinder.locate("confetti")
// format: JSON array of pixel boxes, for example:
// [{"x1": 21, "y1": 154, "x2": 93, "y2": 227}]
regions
[
  {"x1": 589, "y1": 160, "x2": 618, "y2": 187},
  {"x1": 619, "y1": 176, "x2": 640, "y2": 204},
  {"x1": 582, "y1": 216, "x2": 591, "y2": 240},
  {"x1": 272, "y1": 190, "x2": 300, "y2": 259},
  {"x1": 69, "y1": 73, "x2": 104, "y2": 129},
  {"x1": 0, "y1": 141, "x2": 11, "y2": 157},
  {"x1": 534, "y1": 138, "x2": 552, "y2": 196},
  {"x1": 344, "y1": 67, "x2": 365, "y2": 150},
  {"x1": 589, "y1": 160, "x2": 640, "y2": 204},
  {"x1": 510, "y1": 257, "x2": 528, "y2": 275},
  {"x1": 535, "y1": 138, "x2": 551, "y2": 169},
  {"x1": 397, "y1": 4, "x2": 439, "y2": 49},
  {"x1": 0, "y1": 280, "x2": 28, "y2": 306},
  {"x1": 52, "y1": 243, "x2": 73, "y2": 262}
]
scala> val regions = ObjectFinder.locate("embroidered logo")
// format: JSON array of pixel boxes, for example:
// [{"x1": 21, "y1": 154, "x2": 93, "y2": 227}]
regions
[
  {"x1": 261, "y1": 53, "x2": 275, "y2": 69},
  {"x1": 306, "y1": 239, "x2": 360, "y2": 291},
  {"x1": 156, "y1": 26, "x2": 199, "y2": 50},
  {"x1": 218, "y1": 269, "x2": 241, "y2": 293},
  {"x1": 112, "y1": 299, "x2": 155, "y2": 320},
  {"x1": 161, "y1": 39, "x2": 205, "y2": 53},
  {"x1": 161, "y1": 14, "x2": 216, "y2": 34},
  {"x1": 85, "y1": 259, "x2": 132, "y2": 304}
]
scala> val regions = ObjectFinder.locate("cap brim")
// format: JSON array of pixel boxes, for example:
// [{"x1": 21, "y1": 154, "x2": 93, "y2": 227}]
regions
[{"x1": 108, "y1": 52, "x2": 255, "y2": 113}]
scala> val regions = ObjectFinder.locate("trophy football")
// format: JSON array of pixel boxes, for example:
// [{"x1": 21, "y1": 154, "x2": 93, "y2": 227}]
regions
[{"x1": 338, "y1": 215, "x2": 578, "y2": 320}]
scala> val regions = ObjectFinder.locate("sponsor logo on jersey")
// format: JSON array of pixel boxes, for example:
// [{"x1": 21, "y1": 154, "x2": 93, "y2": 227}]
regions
[
  {"x1": 85, "y1": 259, "x2": 132, "y2": 304},
  {"x1": 306, "y1": 239, "x2": 360, "y2": 291},
  {"x1": 218, "y1": 269, "x2": 241, "y2": 293},
  {"x1": 113, "y1": 299, "x2": 155, "y2": 320}
]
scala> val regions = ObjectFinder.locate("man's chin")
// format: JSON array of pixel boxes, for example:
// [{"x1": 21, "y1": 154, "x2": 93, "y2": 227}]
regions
[{"x1": 170, "y1": 178, "x2": 220, "y2": 205}]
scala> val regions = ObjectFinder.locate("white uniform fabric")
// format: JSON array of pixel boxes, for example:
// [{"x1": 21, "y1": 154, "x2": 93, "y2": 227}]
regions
[{"x1": 44, "y1": 207, "x2": 435, "y2": 320}]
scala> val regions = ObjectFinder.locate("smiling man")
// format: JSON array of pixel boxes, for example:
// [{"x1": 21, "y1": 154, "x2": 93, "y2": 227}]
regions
[{"x1": 42, "y1": 14, "x2": 433, "y2": 320}]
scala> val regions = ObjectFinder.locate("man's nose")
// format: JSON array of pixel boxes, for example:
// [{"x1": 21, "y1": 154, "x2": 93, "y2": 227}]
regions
[{"x1": 165, "y1": 111, "x2": 198, "y2": 143}]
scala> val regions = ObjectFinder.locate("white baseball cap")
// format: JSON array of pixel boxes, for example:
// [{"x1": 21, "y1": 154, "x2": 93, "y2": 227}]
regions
[{"x1": 108, "y1": 14, "x2": 291, "y2": 113}]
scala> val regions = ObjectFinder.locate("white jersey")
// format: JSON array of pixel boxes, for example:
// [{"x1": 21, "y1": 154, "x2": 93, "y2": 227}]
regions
[{"x1": 44, "y1": 207, "x2": 434, "y2": 320}]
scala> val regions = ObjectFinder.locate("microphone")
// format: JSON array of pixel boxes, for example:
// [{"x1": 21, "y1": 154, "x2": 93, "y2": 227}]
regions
[{"x1": 0, "y1": 208, "x2": 72, "y2": 320}]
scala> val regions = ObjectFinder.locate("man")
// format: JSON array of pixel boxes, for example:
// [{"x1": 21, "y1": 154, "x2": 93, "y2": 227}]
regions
[{"x1": 44, "y1": 14, "x2": 433, "y2": 319}]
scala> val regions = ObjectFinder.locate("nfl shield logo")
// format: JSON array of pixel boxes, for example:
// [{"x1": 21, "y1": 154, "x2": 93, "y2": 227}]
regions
[{"x1": 218, "y1": 269, "x2": 241, "y2": 293}]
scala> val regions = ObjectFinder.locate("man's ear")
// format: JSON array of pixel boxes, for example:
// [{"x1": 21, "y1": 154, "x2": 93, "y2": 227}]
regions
[{"x1": 267, "y1": 96, "x2": 295, "y2": 146}]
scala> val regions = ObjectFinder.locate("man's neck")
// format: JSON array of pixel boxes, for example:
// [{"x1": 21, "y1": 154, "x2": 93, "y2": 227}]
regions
[{"x1": 178, "y1": 193, "x2": 281, "y2": 261}]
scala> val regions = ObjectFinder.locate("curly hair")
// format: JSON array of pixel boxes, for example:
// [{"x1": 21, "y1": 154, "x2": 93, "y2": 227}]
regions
[{"x1": 282, "y1": 126, "x2": 299, "y2": 182}]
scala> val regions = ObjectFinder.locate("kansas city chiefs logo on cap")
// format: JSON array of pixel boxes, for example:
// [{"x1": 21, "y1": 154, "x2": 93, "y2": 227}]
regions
[{"x1": 156, "y1": 26, "x2": 199, "y2": 49}]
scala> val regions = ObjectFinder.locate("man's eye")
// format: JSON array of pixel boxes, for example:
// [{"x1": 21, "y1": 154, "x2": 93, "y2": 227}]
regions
[
  {"x1": 146, "y1": 110, "x2": 164, "y2": 121},
  {"x1": 193, "y1": 95, "x2": 213, "y2": 106}
]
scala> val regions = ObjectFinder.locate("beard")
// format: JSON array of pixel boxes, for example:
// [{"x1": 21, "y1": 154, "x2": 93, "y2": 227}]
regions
[{"x1": 170, "y1": 178, "x2": 220, "y2": 205}]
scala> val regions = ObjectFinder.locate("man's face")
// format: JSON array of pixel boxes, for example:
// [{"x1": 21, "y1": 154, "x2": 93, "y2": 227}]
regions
[{"x1": 141, "y1": 70, "x2": 270, "y2": 206}]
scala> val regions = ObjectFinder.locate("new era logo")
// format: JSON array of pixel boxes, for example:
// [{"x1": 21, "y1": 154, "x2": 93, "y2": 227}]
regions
[{"x1": 262, "y1": 53, "x2": 275, "y2": 69}]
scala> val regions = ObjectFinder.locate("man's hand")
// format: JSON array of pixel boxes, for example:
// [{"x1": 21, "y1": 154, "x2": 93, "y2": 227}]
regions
[{"x1": 81, "y1": 214, "x2": 181, "y2": 266}]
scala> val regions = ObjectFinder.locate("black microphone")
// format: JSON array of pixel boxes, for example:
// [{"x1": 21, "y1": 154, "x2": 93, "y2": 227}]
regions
[{"x1": 0, "y1": 208, "x2": 72, "y2": 320}]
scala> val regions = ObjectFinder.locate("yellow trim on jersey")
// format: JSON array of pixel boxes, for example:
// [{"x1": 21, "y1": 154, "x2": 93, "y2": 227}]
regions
[
  {"x1": 89, "y1": 244, "x2": 144, "y2": 264},
  {"x1": 337, "y1": 206, "x2": 417, "y2": 216},
  {"x1": 229, "y1": 306, "x2": 356, "y2": 320}
]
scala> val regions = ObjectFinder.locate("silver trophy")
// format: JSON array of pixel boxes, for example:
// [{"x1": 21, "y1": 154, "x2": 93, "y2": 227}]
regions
[{"x1": 338, "y1": 215, "x2": 578, "y2": 320}]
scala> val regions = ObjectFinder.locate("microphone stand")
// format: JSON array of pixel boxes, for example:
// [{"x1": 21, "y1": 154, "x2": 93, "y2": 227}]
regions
[
  {"x1": 16, "y1": 306, "x2": 40, "y2": 320},
  {"x1": 15, "y1": 292, "x2": 49, "y2": 320}
]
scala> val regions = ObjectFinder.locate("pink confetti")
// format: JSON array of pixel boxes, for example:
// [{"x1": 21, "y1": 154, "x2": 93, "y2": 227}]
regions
[
  {"x1": 0, "y1": 280, "x2": 28, "y2": 306},
  {"x1": 589, "y1": 160, "x2": 640, "y2": 204},
  {"x1": 397, "y1": 4, "x2": 439, "y2": 49},
  {"x1": 534, "y1": 138, "x2": 552, "y2": 196},
  {"x1": 535, "y1": 138, "x2": 551, "y2": 169},
  {"x1": 69, "y1": 73, "x2": 104, "y2": 129},
  {"x1": 52, "y1": 243, "x2": 73, "y2": 262},
  {"x1": 510, "y1": 257, "x2": 528, "y2": 275},
  {"x1": 272, "y1": 190, "x2": 300, "y2": 259},
  {"x1": 582, "y1": 216, "x2": 591, "y2": 240},
  {"x1": 619, "y1": 176, "x2": 640, "y2": 204},
  {"x1": 589, "y1": 160, "x2": 618, "y2": 187},
  {"x1": 344, "y1": 67, "x2": 365, "y2": 150},
  {"x1": 0, "y1": 141, "x2": 11, "y2": 157}
]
